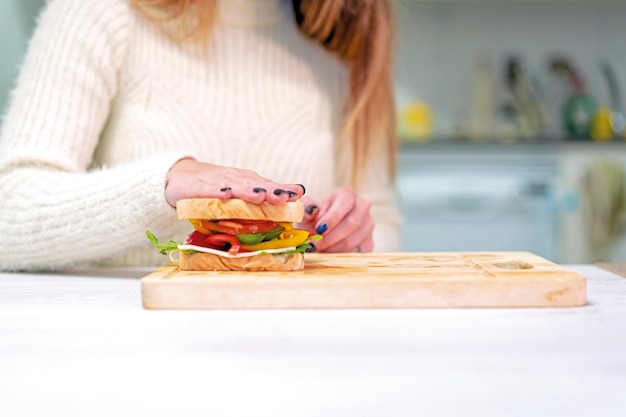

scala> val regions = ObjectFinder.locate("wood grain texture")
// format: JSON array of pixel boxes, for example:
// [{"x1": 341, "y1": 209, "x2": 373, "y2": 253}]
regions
[
  {"x1": 140, "y1": 252, "x2": 587, "y2": 309},
  {"x1": 596, "y1": 263, "x2": 626, "y2": 278}
]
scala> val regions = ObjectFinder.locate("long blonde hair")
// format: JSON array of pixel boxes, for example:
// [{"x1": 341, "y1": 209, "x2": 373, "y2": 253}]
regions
[{"x1": 130, "y1": 0, "x2": 396, "y2": 187}]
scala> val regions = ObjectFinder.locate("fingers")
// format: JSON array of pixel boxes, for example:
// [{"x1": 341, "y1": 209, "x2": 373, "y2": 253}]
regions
[
  {"x1": 308, "y1": 187, "x2": 375, "y2": 253},
  {"x1": 230, "y1": 184, "x2": 303, "y2": 204},
  {"x1": 312, "y1": 186, "x2": 357, "y2": 237},
  {"x1": 165, "y1": 160, "x2": 306, "y2": 206},
  {"x1": 231, "y1": 185, "x2": 291, "y2": 205},
  {"x1": 218, "y1": 169, "x2": 304, "y2": 204},
  {"x1": 300, "y1": 196, "x2": 320, "y2": 221},
  {"x1": 316, "y1": 199, "x2": 372, "y2": 251},
  {"x1": 295, "y1": 196, "x2": 321, "y2": 239}
]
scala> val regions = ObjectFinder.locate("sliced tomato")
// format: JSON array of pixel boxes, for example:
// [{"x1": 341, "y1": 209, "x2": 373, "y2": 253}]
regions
[
  {"x1": 230, "y1": 219, "x2": 280, "y2": 234},
  {"x1": 196, "y1": 219, "x2": 280, "y2": 235},
  {"x1": 217, "y1": 220, "x2": 244, "y2": 230}
]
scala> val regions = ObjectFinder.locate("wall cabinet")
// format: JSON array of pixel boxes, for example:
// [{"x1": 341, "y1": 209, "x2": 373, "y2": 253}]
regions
[
  {"x1": 396, "y1": 143, "x2": 626, "y2": 263},
  {"x1": 397, "y1": 144, "x2": 559, "y2": 260}
]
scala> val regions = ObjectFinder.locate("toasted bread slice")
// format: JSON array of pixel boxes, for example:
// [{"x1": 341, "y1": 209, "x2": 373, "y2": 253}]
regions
[{"x1": 176, "y1": 198, "x2": 304, "y2": 223}]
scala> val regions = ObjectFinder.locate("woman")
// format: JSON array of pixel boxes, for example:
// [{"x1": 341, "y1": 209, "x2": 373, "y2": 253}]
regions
[{"x1": 0, "y1": 0, "x2": 401, "y2": 271}]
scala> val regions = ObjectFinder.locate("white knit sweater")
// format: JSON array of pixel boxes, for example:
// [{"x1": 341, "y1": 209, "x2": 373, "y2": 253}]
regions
[{"x1": 0, "y1": 0, "x2": 401, "y2": 271}]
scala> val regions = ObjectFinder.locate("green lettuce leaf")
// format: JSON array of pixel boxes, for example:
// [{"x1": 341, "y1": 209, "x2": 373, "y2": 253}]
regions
[{"x1": 146, "y1": 231, "x2": 181, "y2": 256}]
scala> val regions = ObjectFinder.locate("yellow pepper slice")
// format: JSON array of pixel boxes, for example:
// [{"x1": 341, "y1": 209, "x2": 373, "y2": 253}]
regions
[
  {"x1": 240, "y1": 229, "x2": 309, "y2": 251},
  {"x1": 189, "y1": 219, "x2": 210, "y2": 235},
  {"x1": 278, "y1": 222, "x2": 294, "y2": 230}
]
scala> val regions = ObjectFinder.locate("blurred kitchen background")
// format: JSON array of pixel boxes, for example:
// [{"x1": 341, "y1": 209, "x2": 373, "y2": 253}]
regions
[{"x1": 1, "y1": 0, "x2": 625, "y2": 263}]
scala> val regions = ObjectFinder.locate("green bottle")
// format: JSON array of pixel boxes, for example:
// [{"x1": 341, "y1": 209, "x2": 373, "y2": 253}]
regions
[{"x1": 563, "y1": 93, "x2": 597, "y2": 139}]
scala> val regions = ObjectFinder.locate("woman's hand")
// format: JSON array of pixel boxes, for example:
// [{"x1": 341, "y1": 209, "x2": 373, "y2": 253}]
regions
[
  {"x1": 298, "y1": 186, "x2": 374, "y2": 253},
  {"x1": 165, "y1": 158, "x2": 305, "y2": 207}
]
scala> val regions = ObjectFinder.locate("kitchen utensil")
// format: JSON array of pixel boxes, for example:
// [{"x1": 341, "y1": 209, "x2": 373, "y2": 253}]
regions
[
  {"x1": 504, "y1": 56, "x2": 546, "y2": 139},
  {"x1": 549, "y1": 56, "x2": 597, "y2": 139},
  {"x1": 141, "y1": 252, "x2": 586, "y2": 309},
  {"x1": 469, "y1": 53, "x2": 493, "y2": 141},
  {"x1": 600, "y1": 60, "x2": 625, "y2": 138}
]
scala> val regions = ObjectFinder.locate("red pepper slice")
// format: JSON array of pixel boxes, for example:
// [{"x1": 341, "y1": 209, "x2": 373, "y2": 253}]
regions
[
  {"x1": 185, "y1": 231, "x2": 241, "y2": 255},
  {"x1": 204, "y1": 234, "x2": 241, "y2": 255},
  {"x1": 185, "y1": 230, "x2": 211, "y2": 246}
]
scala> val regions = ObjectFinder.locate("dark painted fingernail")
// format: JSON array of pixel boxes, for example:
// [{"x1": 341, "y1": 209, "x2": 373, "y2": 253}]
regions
[
  {"x1": 253, "y1": 187, "x2": 266, "y2": 193},
  {"x1": 220, "y1": 187, "x2": 232, "y2": 192},
  {"x1": 287, "y1": 191, "x2": 297, "y2": 198},
  {"x1": 296, "y1": 184, "x2": 306, "y2": 195},
  {"x1": 305, "y1": 204, "x2": 318, "y2": 215},
  {"x1": 315, "y1": 223, "x2": 328, "y2": 234},
  {"x1": 305, "y1": 243, "x2": 316, "y2": 253},
  {"x1": 273, "y1": 189, "x2": 285, "y2": 196}
]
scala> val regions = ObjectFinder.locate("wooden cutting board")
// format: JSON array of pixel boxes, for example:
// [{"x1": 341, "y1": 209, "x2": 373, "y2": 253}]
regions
[
  {"x1": 596, "y1": 263, "x2": 626, "y2": 278},
  {"x1": 140, "y1": 252, "x2": 586, "y2": 309}
]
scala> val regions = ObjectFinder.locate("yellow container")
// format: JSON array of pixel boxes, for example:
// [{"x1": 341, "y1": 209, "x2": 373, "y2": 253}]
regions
[
  {"x1": 398, "y1": 102, "x2": 433, "y2": 142},
  {"x1": 591, "y1": 107, "x2": 613, "y2": 142}
]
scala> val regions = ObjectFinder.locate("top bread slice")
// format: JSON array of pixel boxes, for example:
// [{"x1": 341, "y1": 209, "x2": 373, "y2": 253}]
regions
[{"x1": 176, "y1": 198, "x2": 304, "y2": 223}]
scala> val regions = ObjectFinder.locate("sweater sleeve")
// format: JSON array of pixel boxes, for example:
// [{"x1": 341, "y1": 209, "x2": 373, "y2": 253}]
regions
[
  {"x1": 0, "y1": 0, "x2": 189, "y2": 271},
  {"x1": 357, "y1": 146, "x2": 404, "y2": 253}
]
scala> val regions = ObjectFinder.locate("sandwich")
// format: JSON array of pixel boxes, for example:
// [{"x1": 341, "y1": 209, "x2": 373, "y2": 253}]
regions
[{"x1": 147, "y1": 198, "x2": 319, "y2": 271}]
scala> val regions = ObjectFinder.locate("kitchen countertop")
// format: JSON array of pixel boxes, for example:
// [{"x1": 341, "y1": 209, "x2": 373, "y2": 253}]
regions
[{"x1": 1, "y1": 264, "x2": 625, "y2": 417}]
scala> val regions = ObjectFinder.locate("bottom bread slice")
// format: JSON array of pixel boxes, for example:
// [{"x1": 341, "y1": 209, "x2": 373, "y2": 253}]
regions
[{"x1": 178, "y1": 251, "x2": 305, "y2": 271}]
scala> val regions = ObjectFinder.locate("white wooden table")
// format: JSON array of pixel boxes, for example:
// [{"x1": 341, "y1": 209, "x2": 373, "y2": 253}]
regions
[{"x1": 1, "y1": 265, "x2": 625, "y2": 417}]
